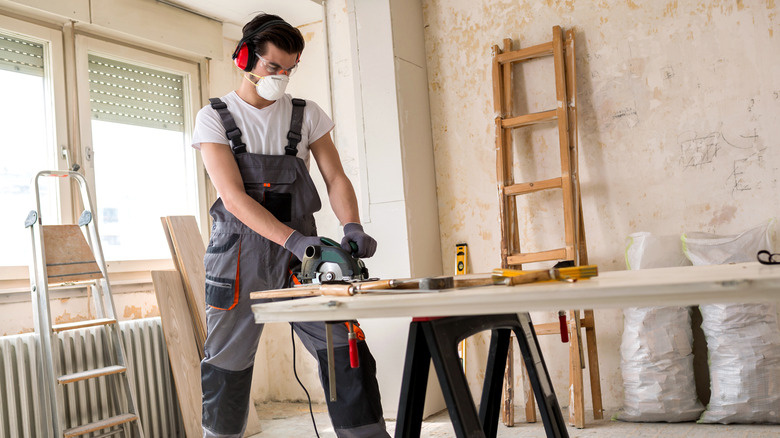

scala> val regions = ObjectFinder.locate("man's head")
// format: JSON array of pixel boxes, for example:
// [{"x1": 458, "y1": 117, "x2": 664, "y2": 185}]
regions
[{"x1": 232, "y1": 14, "x2": 305, "y2": 72}]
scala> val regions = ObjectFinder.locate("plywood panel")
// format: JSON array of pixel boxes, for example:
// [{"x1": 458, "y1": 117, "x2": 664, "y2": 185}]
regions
[
  {"x1": 161, "y1": 216, "x2": 206, "y2": 357},
  {"x1": 42, "y1": 225, "x2": 102, "y2": 284},
  {"x1": 151, "y1": 270, "x2": 201, "y2": 438}
]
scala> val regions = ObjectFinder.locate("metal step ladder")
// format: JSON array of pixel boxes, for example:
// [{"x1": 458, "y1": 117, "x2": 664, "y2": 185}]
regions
[{"x1": 25, "y1": 170, "x2": 144, "y2": 438}]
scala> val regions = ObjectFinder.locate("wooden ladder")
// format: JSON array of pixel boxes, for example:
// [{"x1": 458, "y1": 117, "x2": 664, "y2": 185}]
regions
[
  {"x1": 26, "y1": 170, "x2": 145, "y2": 438},
  {"x1": 491, "y1": 26, "x2": 603, "y2": 428}
]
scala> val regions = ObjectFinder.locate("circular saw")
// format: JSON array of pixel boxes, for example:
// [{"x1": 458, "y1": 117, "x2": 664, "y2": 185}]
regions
[{"x1": 299, "y1": 237, "x2": 369, "y2": 284}]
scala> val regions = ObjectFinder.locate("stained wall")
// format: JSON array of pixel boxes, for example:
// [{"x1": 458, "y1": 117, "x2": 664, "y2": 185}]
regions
[{"x1": 421, "y1": 0, "x2": 780, "y2": 412}]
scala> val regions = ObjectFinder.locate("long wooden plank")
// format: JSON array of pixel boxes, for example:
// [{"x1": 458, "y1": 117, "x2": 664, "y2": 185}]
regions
[
  {"x1": 250, "y1": 263, "x2": 780, "y2": 321},
  {"x1": 152, "y1": 270, "x2": 203, "y2": 438},
  {"x1": 162, "y1": 216, "x2": 207, "y2": 358}
]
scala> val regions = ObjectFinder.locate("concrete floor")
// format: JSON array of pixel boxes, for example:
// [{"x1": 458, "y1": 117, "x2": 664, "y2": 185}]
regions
[{"x1": 250, "y1": 402, "x2": 780, "y2": 437}]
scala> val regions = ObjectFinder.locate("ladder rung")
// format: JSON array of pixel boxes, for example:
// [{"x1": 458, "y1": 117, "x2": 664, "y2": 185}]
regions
[
  {"x1": 534, "y1": 315, "x2": 595, "y2": 336},
  {"x1": 501, "y1": 110, "x2": 558, "y2": 129},
  {"x1": 505, "y1": 177, "x2": 562, "y2": 196},
  {"x1": 507, "y1": 248, "x2": 568, "y2": 265},
  {"x1": 63, "y1": 413, "x2": 138, "y2": 437},
  {"x1": 495, "y1": 41, "x2": 554, "y2": 64},
  {"x1": 52, "y1": 318, "x2": 116, "y2": 333},
  {"x1": 58, "y1": 365, "x2": 126, "y2": 384}
]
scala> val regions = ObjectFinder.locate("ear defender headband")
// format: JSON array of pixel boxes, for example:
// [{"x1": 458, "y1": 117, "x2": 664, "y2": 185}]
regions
[{"x1": 233, "y1": 19, "x2": 289, "y2": 72}]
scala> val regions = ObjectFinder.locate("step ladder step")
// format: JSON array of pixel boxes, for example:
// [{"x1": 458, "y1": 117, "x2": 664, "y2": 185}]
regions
[
  {"x1": 504, "y1": 177, "x2": 562, "y2": 196},
  {"x1": 63, "y1": 413, "x2": 138, "y2": 438},
  {"x1": 52, "y1": 318, "x2": 116, "y2": 333},
  {"x1": 501, "y1": 109, "x2": 558, "y2": 129},
  {"x1": 58, "y1": 365, "x2": 126, "y2": 384}
]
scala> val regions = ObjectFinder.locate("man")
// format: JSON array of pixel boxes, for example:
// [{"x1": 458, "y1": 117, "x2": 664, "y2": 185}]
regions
[{"x1": 192, "y1": 13, "x2": 389, "y2": 438}]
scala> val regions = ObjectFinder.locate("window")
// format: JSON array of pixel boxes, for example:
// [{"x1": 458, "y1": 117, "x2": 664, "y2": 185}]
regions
[
  {"x1": 0, "y1": 15, "x2": 205, "y2": 278},
  {"x1": 83, "y1": 52, "x2": 199, "y2": 260},
  {"x1": 0, "y1": 19, "x2": 68, "y2": 269}
]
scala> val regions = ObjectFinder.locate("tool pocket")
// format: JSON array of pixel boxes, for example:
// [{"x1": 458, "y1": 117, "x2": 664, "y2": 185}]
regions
[
  {"x1": 262, "y1": 191, "x2": 292, "y2": 223},
  {"x1": 204, "y1": 232, "x2": 241, "y2": 310},
  {"x1": 244, "y1": 167, "x2": 296, "y2": 223}
]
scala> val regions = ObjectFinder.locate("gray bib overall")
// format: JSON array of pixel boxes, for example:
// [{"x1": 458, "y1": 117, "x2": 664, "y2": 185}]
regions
[{"x1": 200, "y1": 98, "x2": 387, "y2": 438}]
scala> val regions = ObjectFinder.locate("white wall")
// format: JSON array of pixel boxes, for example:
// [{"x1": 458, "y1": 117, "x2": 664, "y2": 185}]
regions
[{"x1": 421, "y1": 0, "x2": 780, "y2": 416}]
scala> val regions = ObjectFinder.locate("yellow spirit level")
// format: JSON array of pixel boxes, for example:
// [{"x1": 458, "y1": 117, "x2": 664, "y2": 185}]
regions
[{"x1": 455, "y1": 243, "x2": 468, "y2": 275}]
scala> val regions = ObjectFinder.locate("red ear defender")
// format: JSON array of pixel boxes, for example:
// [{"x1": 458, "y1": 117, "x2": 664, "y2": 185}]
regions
[{"x1": 233, "y1": 41, "x2": 256, "y2": 72}]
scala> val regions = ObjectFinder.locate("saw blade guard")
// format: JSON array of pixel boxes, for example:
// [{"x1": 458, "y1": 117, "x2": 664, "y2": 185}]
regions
[{"x1": 300, "y1": 238, "x2": 369, "y2": 284}]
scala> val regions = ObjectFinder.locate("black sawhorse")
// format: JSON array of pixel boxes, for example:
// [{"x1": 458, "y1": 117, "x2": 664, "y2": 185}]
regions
[{"x1": 394, "y1": 313, "x2": 568, "y2": 438}]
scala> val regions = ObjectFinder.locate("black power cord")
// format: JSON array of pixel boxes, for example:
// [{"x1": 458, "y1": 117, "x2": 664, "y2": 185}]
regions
[{"x1": 291, "y1": 325, "x2": 321, "y2": 438}]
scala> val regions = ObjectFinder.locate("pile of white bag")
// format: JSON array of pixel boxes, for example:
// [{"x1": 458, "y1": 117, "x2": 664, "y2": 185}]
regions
[
  {"x1": 619, "y1": 220, "x2": 780, "y2": 424},
  {"x1": 619, "y1": 232, "x2": 703, "y2": 422},
  {"x1": 682, "y1": 221, "x2": 780, "y2": 424}
]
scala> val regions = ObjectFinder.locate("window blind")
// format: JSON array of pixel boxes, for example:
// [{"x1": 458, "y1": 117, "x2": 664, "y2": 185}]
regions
[
  {"x1": 0, "y1": 32, "x2": 44, "y2": 77},
  {"x1": 88, "y1": 54, "x2": 184, "y2": 132}
]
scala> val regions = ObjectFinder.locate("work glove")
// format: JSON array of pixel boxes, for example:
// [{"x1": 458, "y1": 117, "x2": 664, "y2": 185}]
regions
[
  {"x1": 341, "y1": 223, "x2": 377, "y2": 258},
  {"x1": 284, "y1": 231, "x2": 323, "y2": 262}
]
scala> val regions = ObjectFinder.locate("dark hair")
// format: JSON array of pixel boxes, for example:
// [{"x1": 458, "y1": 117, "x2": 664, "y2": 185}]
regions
[{"x1": 243, "y1": 13, "x2": 305, "y2": 57}]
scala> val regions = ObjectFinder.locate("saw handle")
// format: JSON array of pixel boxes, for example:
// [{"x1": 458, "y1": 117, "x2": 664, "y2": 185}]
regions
[{"x1": 321, "y1": 236, "x2": 359, "y2": 257}]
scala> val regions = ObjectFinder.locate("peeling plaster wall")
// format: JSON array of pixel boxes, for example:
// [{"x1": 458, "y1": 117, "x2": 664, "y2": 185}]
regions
[
  {"x1": 422, "y1": 0, "x2": 779, "y2": 414},
  {"x1": 0, "y1": 289, "x2": 161, "y2": 336}
]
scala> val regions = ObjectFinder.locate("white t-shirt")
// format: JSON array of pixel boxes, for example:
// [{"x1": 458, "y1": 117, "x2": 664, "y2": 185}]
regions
[{"x1": 191, "y1": 92, "x2": 335, "y2": 168}]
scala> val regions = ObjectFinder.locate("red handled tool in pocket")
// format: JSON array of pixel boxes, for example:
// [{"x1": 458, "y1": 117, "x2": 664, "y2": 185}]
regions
[{"x1": 558, "y1": 311, "x2": 568, "y2": 343}]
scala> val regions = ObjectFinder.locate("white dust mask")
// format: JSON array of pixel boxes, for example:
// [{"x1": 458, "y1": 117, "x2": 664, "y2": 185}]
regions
[{"x1": 250, "y1": 73, "x2": 289, "y2": 101}]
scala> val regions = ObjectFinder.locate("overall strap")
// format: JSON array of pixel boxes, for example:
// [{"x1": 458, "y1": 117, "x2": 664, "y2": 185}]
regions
[
  {"x1": 209, "y1": 98, "x2": 246, "y2": 154},
  {"x1": 285, "y1": 98, "x2": 306, "y2": 156}
]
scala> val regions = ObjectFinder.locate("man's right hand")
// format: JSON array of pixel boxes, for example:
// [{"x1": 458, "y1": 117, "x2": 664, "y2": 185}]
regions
[{"x1": 284, "y1": 230, "x2": 323, "y2": 261}]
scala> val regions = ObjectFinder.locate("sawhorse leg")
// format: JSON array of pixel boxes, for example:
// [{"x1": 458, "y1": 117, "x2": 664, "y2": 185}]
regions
[{"x1": 394, "y1": 314, "x2": 568, "y2": 438}]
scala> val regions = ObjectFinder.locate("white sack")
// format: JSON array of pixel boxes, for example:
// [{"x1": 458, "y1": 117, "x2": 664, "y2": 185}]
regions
[
  {"x1": 682, "y1": 219, "x2": 780, "y2": 424},
  {"x1": 618, "y1": 232, "x2": 703, "y2": 422}
]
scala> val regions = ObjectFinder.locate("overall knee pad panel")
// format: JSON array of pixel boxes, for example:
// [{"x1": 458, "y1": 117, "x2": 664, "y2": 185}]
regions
[{"x1": 202, "y1": 362, "x2": 253, "y2": 434}]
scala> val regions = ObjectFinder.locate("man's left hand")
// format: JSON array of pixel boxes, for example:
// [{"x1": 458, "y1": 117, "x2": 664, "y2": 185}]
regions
[{"x1": 341, "y1": 223, "x2": 377, "y2": 258}]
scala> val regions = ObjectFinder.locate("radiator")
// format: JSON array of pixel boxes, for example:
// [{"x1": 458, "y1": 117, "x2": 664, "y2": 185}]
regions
[{"x1": 0, "y1": 317, "x2": 186, "y2": 437}]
